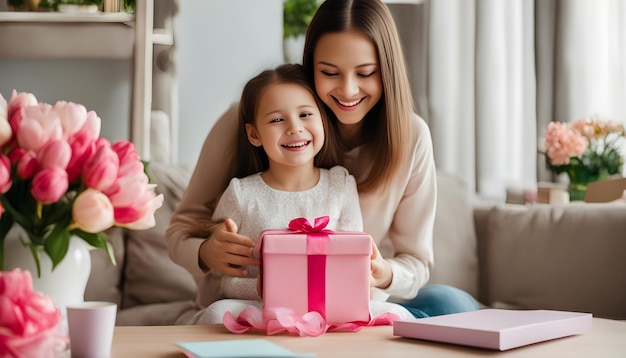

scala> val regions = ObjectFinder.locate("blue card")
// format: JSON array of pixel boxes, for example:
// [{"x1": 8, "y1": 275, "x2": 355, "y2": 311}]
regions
[{"x1": 176, "y1": 338, "x2": 315, "y2": 358}]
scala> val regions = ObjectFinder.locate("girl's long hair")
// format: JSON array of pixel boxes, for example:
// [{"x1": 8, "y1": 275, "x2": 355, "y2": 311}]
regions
[
  {"x1": 235, "y1": 63, "x2": 338, "y2": 179},
  {"x1": 303, "y1": 0, "x2": 415, "y2": 192}
]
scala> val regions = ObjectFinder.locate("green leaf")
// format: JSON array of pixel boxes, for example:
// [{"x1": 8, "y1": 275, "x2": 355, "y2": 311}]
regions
[
  {"x1": 73, "y1": 229, "x2": 116, "y2": 266},
  {"x1": 44, "y1": 226, "x2": 71, "y2": 270},
  {"x1": 142, "y1": 160, "x2": 158, "y2": 184},
  {"x1": 41, "y1": 199, "x2": 73, "y2": 228}
]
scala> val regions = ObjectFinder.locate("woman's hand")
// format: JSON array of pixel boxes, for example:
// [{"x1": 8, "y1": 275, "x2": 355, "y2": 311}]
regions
[
  {"x1": 199, "y1": 218, "x2": 260, "y2": 277},
  {"x1": 370, "y1": 239, "x2": 392, "y2": 289}
]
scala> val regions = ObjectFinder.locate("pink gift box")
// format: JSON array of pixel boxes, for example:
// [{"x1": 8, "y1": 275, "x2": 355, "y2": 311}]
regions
[{"x1": 255, "y1": 217, "x2": 372, "y2": 325}]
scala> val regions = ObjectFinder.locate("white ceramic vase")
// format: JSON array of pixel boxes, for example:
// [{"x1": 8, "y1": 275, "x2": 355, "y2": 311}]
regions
[
  {"x1": 3, "y1": 231, "x2": 92, "y2": 316},
  {"x1": 283, "y1": 35, "x2": 306, "y2": 64}
]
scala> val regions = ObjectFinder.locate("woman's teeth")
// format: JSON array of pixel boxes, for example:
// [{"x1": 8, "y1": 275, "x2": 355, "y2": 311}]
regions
[{"x1": 337, "y1": 98, "x2": 362, "y2": 107}]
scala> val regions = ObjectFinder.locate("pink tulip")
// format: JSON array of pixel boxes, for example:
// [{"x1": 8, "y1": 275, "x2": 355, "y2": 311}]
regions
[
  {"x1": 65, "y1": 113, "x2": 101, "y2": 182},
  {"x1": 118, "y1": 160, "x2": 145, "y2": 179},
  {"x1": 38, "y1": 139, "x2": 72, "y2": 170},
  {"x1": 7, "y1": 148, "x2": 25, "y2": 163},
  {"x1": 112, "y1": 141, "x2": 139, "y2": 164},
  {"x1": 82, "y1": 110, "x2": 102, "y2": 140},
  {"x1": 123, "y1": 192, "x2": 164, "y2": 230},
  {"x1": 31, "y1": 167, "x2": 69, "y2": 204},
  {"x1": 72, "y1": 188, "x2": 115, "y2": 233},
  {"x1": 66, "y1": 131, "x2": 96, "y2": 182},
  {"x1": 16, "y1": 103, "x2": 63, "y2": 152},
  {"x1": 104, "y1": 164, "x2": 150, "y2": 197},
  {"x1": 94, "y1": 137, "x2": 111, "y2": 148},
  {"x1": 83, "y1": 141, "x2": 120, "y2": 192},
  {"x1": 17, "y1": 151, "x2": 39, "y2": 180},
  {"x1": 0, "y1": 154, "x2": 12, "y2": 194},
  {"x1": 0, "y1": 269, "x2": 68, "y2": 358},
  {"x1": 108, "y1": 174, "x2": 153, "y2": 224},
  {"x1": 53, "y1": 101, "x2": 87, "y2": 139},
  {"x1": 0, "y1": 93, "x2": 12, "y2": 147},
  {"x1": 112, "y1": 141, "x2": 144, "y2": 178},
  {"x1": 7, "y1": 89, "x2": 38, "y2": 133}
]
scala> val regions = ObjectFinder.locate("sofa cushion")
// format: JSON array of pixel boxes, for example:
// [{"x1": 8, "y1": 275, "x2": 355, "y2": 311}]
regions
[
  {"x1": 122, "y1": 162, "x2": 197, "y2": 309},
  {"x1": 481, "y1": 203, "x2": 626, "y2": 319},
  {"x1": 430, "y1": 172, "x2": 479, "y2": 299}
]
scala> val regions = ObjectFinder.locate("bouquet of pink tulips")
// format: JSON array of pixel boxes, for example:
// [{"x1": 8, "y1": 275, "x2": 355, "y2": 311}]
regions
[{"x1": 0, "y1": 89, "x2": 163, "y2": 276}]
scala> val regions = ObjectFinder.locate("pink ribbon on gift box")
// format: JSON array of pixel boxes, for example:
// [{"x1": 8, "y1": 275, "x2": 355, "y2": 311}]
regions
[{"x1": 287, "y1": 216, "x2": 333, "y2": 319}]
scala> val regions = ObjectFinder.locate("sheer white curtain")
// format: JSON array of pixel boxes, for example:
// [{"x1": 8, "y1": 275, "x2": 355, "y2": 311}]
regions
[{"x1": 392, "y1": 0, "x2": 626, "y2": 201}]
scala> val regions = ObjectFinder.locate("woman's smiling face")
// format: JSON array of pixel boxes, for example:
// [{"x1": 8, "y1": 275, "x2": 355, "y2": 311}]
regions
[{"x1": 313, "y1": 30, "x2": 383, "y2": 126}]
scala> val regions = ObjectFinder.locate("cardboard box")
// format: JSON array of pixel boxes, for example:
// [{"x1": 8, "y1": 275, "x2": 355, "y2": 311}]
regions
[
  {"x1": 584, "y1": 177, "x2": 626, "y2": 203},
  {"x1": 393, "y1": 309, "x2": 592, "y2": 351},
  {"x1": 256, "y1": 226, "x2": 372, "y2": 325},
  {"x1": 536, "y1": 182, "x2": 569, "y2": 204}
]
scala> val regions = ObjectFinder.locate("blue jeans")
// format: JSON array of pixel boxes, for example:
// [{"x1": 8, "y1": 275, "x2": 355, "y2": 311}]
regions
[{"x1": 398, "y1": 284, "x2": 480, "y2": 318}]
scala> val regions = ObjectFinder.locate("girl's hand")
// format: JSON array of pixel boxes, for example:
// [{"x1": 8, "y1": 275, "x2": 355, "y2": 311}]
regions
[
  {"x1": 199, "y1": 218, "x2": 260, "y2": 277},
  {"x1": 370, "y1": 239, "x2": 392, "y2": 289}
]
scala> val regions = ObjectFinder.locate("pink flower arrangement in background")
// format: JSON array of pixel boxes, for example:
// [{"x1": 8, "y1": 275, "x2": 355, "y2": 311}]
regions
[
  {"x1": 0, "y1": 268, "x2": 68, "y2": 357},
  {"x1": 542, "y1": 121, "x2": 588, "y2": 166},
  {"x1": 541, "y1": 116, "x2": 625, "y2": 186},
  {"x1": 0, "y1": 89, "x2": 163, "y2": 276}
]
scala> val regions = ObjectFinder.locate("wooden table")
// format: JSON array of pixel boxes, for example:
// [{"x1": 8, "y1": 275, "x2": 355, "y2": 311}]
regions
[{"x1": 110, "y1": 318, "x2": 626, "y2": 357}]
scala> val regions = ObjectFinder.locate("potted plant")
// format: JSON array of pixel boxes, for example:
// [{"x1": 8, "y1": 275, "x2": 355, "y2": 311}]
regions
[
  {"x1": 540, "y1": 117, "x2": 625, "y2": 201},
  {"x1": 283, "y1": 0, "x2": 321, "y2": 63}
]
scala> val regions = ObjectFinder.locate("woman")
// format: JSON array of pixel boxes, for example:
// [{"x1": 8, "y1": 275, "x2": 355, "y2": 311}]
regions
[{"x1": 166, "y1": 0, "x2": 479, "y2": 320}]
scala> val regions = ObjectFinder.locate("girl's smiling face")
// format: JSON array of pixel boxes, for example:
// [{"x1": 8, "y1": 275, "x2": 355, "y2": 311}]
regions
[
  {"x1": 246, "y1": 82, "x2": 325, "y2": 169},
  {"x1": 313, "y1": 30, "x2": 383, "y2": 126}
]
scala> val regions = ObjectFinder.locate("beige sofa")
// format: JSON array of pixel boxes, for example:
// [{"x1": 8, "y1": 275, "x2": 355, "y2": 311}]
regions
[{"x1": 85, "y1": 163, "x2": 626, "y2": 325}]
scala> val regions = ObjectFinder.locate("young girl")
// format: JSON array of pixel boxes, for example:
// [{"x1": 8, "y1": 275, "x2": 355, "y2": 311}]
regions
[
  {"x1": 208, "y1": 63, "x2": 363, "y2": 304},
  {"x1": 167, "y1": 0, "x2": 479, "y2": 322}
]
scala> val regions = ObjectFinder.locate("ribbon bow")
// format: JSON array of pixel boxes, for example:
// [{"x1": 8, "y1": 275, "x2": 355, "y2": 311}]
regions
[
  {"x1": 288, "y1": 216, "x2": 331, "y2": 233},
  {"x1": 223, "y1": 306, "x2": 400, "y2": 337}
]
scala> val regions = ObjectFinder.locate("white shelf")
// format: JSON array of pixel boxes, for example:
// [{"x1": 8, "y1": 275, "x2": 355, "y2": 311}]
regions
[
  {"x1": 0, "y1": 11, "x2": 134, "y2": 22},
  {"x1": 0, "y1": 23, "x2": 134, "y2": 59},
  {"x1": 0, "y1": 2, "x2": 168, "y2": 160},
  {"x1": 0, "y1": 11, "x2": 136, "y2": 59}
]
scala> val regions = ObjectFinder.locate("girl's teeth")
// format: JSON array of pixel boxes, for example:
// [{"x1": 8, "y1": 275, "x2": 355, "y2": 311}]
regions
[{"x1": 283, "y1": 141, "x2": 309, "y2": 148}]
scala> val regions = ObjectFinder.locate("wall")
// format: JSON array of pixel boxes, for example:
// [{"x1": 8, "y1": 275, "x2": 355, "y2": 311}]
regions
[
  {"x1": 175, "y1": 0, "x2": 284, "y2": 166},
  {"x1": 0, "y1": 0, "x2": 284, "y2": 167},
  {"x1": 0, "y1": 59, "x2": 132, "y2": 145}
]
